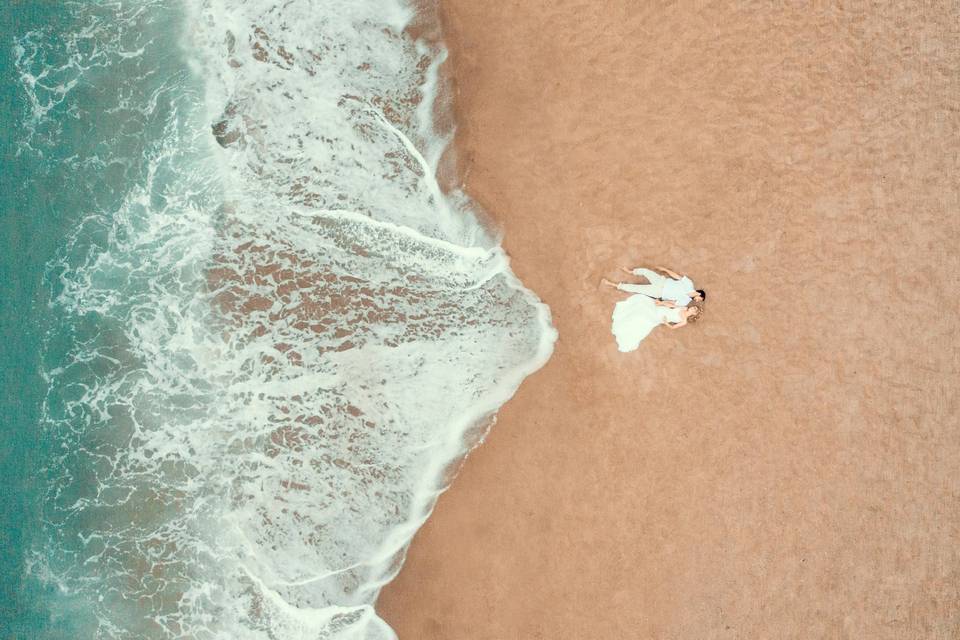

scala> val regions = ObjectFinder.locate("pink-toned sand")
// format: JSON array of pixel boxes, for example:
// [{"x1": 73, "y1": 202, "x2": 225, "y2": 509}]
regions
[{"x1": 378, "y1": 2, "x2": 960, "y2": 637}]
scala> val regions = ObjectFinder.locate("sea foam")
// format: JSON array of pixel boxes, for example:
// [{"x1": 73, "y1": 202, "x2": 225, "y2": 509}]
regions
[{"x1": 27, "y1": 0, "x2": 554, "y2": 638}]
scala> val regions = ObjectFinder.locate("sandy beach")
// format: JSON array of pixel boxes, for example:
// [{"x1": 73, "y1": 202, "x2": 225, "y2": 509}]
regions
[{"x1": 378, "y1": 2, "x2": 960, "y2": 638}]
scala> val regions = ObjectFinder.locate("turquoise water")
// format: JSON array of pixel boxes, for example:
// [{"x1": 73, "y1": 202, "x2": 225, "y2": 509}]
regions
[
  {"x1": 3, "y1": 2, "x2": 200, "y2": 636},
  {"x1": 1, "y1": 3, "x2": 89, "y2": 636},
  {"x1": 1, "y1": 2, "x2": 553, "y2": 637},
  {"x1": 1, "y1": 3, "x2": 84, "y2": 636},
  {"x1": 0, "y1": 4, "x2": 67, "y2": 635}
]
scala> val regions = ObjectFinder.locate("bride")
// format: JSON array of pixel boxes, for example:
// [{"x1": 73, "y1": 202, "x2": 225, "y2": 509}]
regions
[{"x1": 601, "y1": 278, "x2": 701, "y2": 352}]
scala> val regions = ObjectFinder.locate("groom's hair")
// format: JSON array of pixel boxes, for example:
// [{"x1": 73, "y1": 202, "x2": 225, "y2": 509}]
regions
[{"x1": 696, "y1": 289, "x2": 706, "y2": 301}]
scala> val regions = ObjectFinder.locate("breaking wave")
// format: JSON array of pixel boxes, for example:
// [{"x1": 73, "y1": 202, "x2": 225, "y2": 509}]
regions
[{"x1": 20, "y1": 0, "x2": 554, "y2": 637}]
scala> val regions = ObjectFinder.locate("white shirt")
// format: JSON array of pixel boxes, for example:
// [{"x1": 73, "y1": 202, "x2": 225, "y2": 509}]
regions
[{"x1": 662, "y1": 276, "x2": 694, "y2": 307}]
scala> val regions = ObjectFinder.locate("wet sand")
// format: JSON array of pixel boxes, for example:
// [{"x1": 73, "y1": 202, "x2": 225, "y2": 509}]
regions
[{"x1": 378, "y1": 2, "x2": 960, "y2": 638}]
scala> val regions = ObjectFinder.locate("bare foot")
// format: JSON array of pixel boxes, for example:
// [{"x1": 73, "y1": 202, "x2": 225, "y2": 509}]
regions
[
  {"x1": 619, "y1": 266, "x2": 633, "y2": 275},
  {"x1": 600, "y1": 278, "x2": 616, "y2": 288}
]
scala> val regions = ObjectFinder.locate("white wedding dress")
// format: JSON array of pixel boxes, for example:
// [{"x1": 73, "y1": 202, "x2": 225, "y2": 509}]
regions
[{"x1": 611, "y1": 294, "x2": 682, "y2": 352}]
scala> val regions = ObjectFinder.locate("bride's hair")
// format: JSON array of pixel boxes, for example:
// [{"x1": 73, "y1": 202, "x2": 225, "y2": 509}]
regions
[{"x1": 687, "y1": 303, "x2": 704, "y2": 323}]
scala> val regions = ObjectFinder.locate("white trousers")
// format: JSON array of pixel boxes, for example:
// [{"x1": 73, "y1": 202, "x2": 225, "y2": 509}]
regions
[{"x1": 617, "y1": 268, "x2": 666, "y2": 298}]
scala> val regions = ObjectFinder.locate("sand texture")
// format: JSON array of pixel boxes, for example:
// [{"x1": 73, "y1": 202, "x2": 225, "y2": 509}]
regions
[{"x1": 378, "y1": 2, "x2": 960, "y2": 638}]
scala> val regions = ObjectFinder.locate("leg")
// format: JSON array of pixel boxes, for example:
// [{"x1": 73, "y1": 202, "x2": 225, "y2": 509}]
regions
[
  {"x1": 620, "y1": 266, "x2": 652, "y2": 284},
  {"x1": 617, "y1": 282, "x2": 661, "y2": 296},
  {"x1": 631, "y1": 267, "x2": 664, "y2": 284},
  {"x1": 618, "y1": 268, "x2": 664, "y2": 297}
]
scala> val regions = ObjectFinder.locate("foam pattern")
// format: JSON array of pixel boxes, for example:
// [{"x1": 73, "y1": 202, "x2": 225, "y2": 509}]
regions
[{"x1": 27, "y1": 1, "x2": 554, "y2": 638}]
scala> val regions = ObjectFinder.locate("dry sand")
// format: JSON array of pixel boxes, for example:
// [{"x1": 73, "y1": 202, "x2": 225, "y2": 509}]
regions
[{"x1": 378, "y1": 2, "x2": 960, "y2": 638}]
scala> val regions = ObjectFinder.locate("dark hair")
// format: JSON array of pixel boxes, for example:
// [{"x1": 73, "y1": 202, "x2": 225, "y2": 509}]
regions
[{"x1": 696, "y1": 289, "x2": 706, "y2": 301}]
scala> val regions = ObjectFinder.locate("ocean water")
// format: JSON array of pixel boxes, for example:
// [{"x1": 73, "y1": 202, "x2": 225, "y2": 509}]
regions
[{"x1": 1, "y1": 1, "x2": 555, "y2": 638}]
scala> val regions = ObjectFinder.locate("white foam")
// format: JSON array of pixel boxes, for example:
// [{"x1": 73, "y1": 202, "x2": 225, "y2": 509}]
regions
[{"x1": 36, "y1": 1, "x2": 556, "y2": 638}]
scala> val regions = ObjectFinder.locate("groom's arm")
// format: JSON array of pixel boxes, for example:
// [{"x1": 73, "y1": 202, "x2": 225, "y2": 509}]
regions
[{"x1": 656, "y1": 266, "x2": 682, "y2": 279}]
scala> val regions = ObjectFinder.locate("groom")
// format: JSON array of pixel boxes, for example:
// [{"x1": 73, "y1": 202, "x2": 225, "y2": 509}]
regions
[{"x1": 603, "y1": 265, "x2": 705, "y2": 307}]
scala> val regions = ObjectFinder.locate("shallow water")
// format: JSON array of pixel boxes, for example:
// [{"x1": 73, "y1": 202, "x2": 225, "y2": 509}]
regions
[{"x1": 2, "y1": 1, "x2": 555, "y2": 638}]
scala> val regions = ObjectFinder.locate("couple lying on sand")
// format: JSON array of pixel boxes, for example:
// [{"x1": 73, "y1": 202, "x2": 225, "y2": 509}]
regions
[{"x1": 601, "y1": 266, "x2": 706, "y2": 352}]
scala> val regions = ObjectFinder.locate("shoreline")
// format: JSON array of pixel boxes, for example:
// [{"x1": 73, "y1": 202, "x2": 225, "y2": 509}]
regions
[{"x1": 379, "y1": 2, "x2": 960, "y2": 638}]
